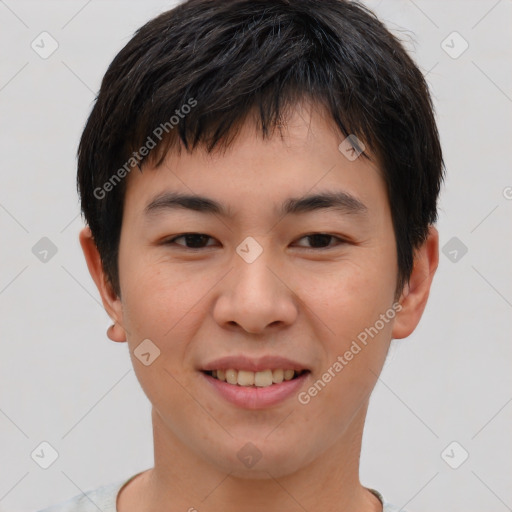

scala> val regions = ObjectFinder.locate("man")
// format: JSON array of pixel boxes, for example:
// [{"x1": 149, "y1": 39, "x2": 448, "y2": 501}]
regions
[{"x1": 39, "y1": 0, "x2": 443, "y2": 510}]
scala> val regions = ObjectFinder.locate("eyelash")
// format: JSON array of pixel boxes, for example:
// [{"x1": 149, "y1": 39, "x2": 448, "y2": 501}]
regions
[{"x1": 163, "y1": 233, "x2": 348, "y2": 250}]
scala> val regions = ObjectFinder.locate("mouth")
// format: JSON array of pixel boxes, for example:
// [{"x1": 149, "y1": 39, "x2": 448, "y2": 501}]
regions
[
  {"x1": 201, "y1": 364, "x2": 311, "y2": 409},
  {"x1": 200, "y1": 355, "x2": 311, "y2": 409},
  {"x1": 202, "y1": 368, "x2": 310, "y2": 388}
]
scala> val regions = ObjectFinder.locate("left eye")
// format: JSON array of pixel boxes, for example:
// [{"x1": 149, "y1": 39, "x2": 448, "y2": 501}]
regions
[
  {"x1": 165, "y1": 233, "x2": 345, "y2": 250},
  {"x1": 293, "y1": 233, "x2": 345, "y2": 249}
]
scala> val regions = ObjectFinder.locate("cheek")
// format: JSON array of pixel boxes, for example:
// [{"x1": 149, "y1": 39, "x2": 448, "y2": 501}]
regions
[
  {"x1": 297, "y1": 272, "x2": 395, "y2": 436},
  {"x1": 119, "y1": 264, "x2": 204, "y2": 411},
  {"x1": 296, "y1": 248, "x2": 397, "y2": 413},
  {"x1": 119, "y1": 245, "x2": 201, "y2": 331},
  {"x1": 303, "y1": 254, "x2": 397, "y2": 337}
]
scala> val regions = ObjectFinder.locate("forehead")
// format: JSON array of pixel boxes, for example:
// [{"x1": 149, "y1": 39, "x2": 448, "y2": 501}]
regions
[{"x1": 121, "y1": 102, "x2": 387, "y2": 222}]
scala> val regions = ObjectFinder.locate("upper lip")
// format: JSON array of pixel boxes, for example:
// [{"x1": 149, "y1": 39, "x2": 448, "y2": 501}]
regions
[{"x1": 201, "y1": 355, "x2": 310, "y2": 373}]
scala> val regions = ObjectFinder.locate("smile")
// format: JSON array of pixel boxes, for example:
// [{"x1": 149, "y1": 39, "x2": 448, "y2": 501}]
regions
[{"x1": 204, "y1": 368, "x2": 308, "y2": 388}]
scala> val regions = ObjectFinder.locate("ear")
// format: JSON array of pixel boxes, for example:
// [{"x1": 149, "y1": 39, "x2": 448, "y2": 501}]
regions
[
  {"x1": 79, "y1": 226, "x2": 127, "y2": 343},
  {"x1": 392, "y1": 225, "x2": 439, "y2": 339}
]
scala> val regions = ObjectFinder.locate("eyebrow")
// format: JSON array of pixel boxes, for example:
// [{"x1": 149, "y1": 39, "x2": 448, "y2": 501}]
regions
[{"x1": 144, "y1": 189, "x2": 368, "y2": 219}]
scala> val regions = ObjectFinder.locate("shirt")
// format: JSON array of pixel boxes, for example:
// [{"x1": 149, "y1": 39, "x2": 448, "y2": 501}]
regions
[{"x1": 36, "y1": 473, "x2": 406, "y2": 512}]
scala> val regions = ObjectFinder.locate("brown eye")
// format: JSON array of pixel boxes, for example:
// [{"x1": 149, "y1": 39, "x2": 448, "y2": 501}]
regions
[
  {"x1": 295, "y1": 234, "x2": 345, "y2": 249},
  {"x1": 166, "y1": 233, "x2": 216, "y2": 249}
]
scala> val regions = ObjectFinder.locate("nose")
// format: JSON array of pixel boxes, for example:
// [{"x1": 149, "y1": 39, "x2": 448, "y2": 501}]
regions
[{"x1": 212, "y1": 244, "x2": 298, "y2": 334}]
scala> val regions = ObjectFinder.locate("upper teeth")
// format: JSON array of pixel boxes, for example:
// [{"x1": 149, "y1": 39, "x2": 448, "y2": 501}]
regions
[{"x1": 211, "y1": 369, "x2": 298, "y2": 387}]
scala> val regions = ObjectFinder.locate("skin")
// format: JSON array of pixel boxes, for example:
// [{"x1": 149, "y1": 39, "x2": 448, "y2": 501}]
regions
[{"x1": 80, "y1": 100, "x2": 438, "y2": 512}]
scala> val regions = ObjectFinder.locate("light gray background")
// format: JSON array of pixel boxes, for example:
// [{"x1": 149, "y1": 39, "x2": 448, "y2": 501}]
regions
[{"x1": 1, "y1": 1, "x2": 511, "y2": 511}]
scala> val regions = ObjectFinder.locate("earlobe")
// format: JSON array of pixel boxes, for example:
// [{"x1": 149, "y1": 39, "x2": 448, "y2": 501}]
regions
[
  {"x1": 392, "y1": 226, "x2": 439, "y2": 339},
  {"x1": 107, "y1": 323, "x2": 127, "y2": 343},
  {"x1": 79, "y1": 226, "x2": 127, "y2": 343}
]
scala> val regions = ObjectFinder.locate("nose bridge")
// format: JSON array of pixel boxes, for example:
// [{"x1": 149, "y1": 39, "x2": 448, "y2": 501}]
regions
[
  {"x1": 213, "y1": 236, "x2": 297, "y2": 332},
  {"x1": 234, "y1": 242, "x2": 278, "y2": 299}
]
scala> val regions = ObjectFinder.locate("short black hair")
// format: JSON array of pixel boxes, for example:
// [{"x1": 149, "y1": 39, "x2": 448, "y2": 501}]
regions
[{"x1": 78, "y1": 0, "x2": 444, "y2": 298}]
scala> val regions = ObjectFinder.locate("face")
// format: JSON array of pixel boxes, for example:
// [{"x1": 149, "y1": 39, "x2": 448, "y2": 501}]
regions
[{"x1": 109, "y1": 102, "x2": 402, "y2": 477}]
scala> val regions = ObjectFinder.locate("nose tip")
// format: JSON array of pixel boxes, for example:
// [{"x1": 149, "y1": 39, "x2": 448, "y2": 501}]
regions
[{"x1": 213, "y1": 250, "x2": 298, "y2": 333}]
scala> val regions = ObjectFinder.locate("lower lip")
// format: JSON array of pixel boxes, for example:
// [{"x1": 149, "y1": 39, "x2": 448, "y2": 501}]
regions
[{"x1": 202, "y1": 371, "x2": 310, "y2": 410}]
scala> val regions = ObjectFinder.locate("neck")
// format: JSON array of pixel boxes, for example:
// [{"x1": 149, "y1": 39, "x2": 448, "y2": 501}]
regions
[{"x1": 120, "y1": 401, "x2": 381, "y2": 512}]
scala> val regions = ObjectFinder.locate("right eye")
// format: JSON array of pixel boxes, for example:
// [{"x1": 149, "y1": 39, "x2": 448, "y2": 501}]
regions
[{"x1": 163, "y1": 233, "x2": 218, "y2": 249}]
